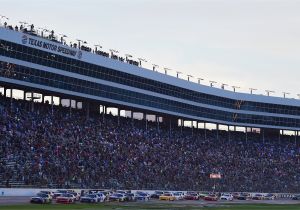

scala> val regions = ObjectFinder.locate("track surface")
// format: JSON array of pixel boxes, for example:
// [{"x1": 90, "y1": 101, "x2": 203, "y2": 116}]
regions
[{"x1": 1, "y1": 196, "x2": 300, "y2": 206}]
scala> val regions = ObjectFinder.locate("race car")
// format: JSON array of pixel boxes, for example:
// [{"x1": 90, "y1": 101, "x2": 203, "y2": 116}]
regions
[
  {"x1": 264, "y1": 193, "x2": 276, "y2": 200},
  {"x1": 236, "y1": 193, "x2": 250, "y2": 200},
  {"x1": 151, "y1": 191, "x2": 164, "y2": 199},
  {"x1": 56, "y1": 193, "x2": 76, "y2": 204},
  {"x1": 204, "y1": 195, "x2": 218, "y2": 201},
  {"x1": 39, "y1": 191, "x2": 54, "y2": 199},
  {"x1": 292, "y1": 194, "x2": 300, "y2": 200},
  {"x1": 135, "y1": 192, "x2": 150, "y2": 201},
  {"x1": 252, "y1": 194, "x2": 264, "y2": 200},
  {"x1": 80, "y1": 194, "x2": 98, "y2": 203},
  {"x1": 220, "y1": 193, "x2": 233, "y2": 201},
  {"x1": 184, "y1": 193, "x2": 199, "y2": 200},
  {"x1": 159, "y1": 193, "x2": 176, "y2": 201},
  {"x1": 95, "y1": 192, "x2": 106, "y2": 202},
  {"x1": 30, "y1": 193, "x2": 52, "y2": 204},
  {"x1": 109, "y1": 193, "x2": 127, "y2": 202},
  {"x1": 173, "y1": 192, "x2": 184, "y2": 200}
]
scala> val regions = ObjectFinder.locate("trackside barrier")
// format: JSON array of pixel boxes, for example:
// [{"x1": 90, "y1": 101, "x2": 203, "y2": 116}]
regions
[{"x1": 0, "y1": 188, "x2": 298, "y2": 198}]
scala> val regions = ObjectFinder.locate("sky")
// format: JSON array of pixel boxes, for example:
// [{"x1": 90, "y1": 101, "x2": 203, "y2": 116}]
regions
[{"x1": 1, "y1": 0, "x2": 300, "y2": 99}]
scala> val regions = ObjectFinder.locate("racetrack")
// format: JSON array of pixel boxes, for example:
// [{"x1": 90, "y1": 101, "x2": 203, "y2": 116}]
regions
[{"x1": 1, "y1": 196, "x2": 300, "y2": 209}]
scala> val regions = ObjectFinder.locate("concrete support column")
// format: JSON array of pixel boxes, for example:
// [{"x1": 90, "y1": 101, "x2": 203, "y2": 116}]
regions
[
  {"x1": 216, "y1": 124, "x2": 219, "y2": 140},
  {"x1": 262, "y1": 128, "x2": 265, "y2": 144},
  {"x1": 118, "y1": 109, "x2": 121, "y2": 126},
  {"x1": 204, "y1": 122, "x2": 207, "y2": 140},
  {"x1": 181, "y1": 119, "x2": 183, "y2": 134},
  {"x1": 191, "y1": 121, "x2": 194, "y2": 136},
  {"x1": 51, "y1": 96, "x2": 54, "y2": 115},
  {"x1": 228, "y1": 125, "x2": 230, "y2": 141},
  {"x1": 279, "y1": 130, "x2": 281, "y2": 144},
  {"x1": 10, "y1": 88, "x2": 13, "y2": 110},
  {"x1": 245, "y1": 127, "x2": 248, "y2": 143},
  {"x1": 69, "y1": 99, "x2": 72, "y2": 115},
  {"x1": 23, "y1": 90, "x2": 26, "y2": 100},
  {"x1": 156, "y1": 115, "x2": 159, "y2": 131},
  {"x1": 131, "y1": 111, "x2": 134, "y2": 127},
  {"x1": 3, "y1": 87, "x2": 6, "y2": 97},
  {"x1": 31, "y1": 91, "x2": 34, "y2": 112},
  {"x1": 41, "y1": 94, "x2": 45, "y2": 103},
  {"x1": 143, "y1": 113, "x2": 147, "y2": 131}
]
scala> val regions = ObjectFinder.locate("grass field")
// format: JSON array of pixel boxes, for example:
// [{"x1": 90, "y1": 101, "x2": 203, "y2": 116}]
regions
[{"x1": 0, "y1": 203, "x2": 300, "y2": 210}]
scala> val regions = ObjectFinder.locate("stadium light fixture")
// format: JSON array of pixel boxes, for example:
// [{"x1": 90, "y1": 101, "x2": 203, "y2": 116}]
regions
[
  {"x1": 197, "y1": 78, "x2": 204, "y2": 84},
  {"x1": 249, "y1": 88, "x2": 257, "y2": 94},
  {"x1": 94, "y1": 44, "x2": 102, "y2": 52},
  {"x1": 138, "y1": 58, "x2": 147, "y2": 67},
  {"x1": 187, "y1": 74, "x2": 193, "y2": 81},
  {"x1": 283, "y1": 92, "x2": 290, "y2": 98},
  {"x1": 221, "y1": 83, "x2": 228, "y2": 90},
  {"x1": 176, "y1": 71, "x2": 182, "y2": 78},
  {"x1": 209, "y1": 81, "x2": 217, "y2": 87},
  {"x1": 125, "y1": 54, "x2": 132, "y2": 61},
  {"x1": 232, "y1": 86, "x2": 240, "y2": 92},
  {"x1": 265, "y1": 90, "x2": 275, "y2": 96},
  {"x1": 0, "y1": 15, "x2": 9, "y2": 25},
  {"x1": 152, "y1": 64, "x2": 159, "y2": 71},
  {"x1": 164, "y1": 68, "x2": 172, "y2": 75}
]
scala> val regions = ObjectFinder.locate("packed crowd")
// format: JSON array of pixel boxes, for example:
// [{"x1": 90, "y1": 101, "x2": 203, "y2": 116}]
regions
[{"x1": 1, "y1": 95, "x2": 300, "y2": 193}]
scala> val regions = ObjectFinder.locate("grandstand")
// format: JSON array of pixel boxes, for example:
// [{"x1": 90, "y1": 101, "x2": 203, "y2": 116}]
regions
[{"x1": 1, "y1": 20, "x2": 300, "y2": 193}]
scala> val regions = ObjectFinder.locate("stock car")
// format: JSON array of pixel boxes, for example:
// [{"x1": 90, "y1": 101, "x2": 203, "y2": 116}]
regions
[
  {"x1": 204, "y1": 195, "x2": 219, "y2": 201},
  {"x1": 252, "y1": 194, "x2": 264, "y2": 200},
  {"x1": 159, "y1": 193, "x2": 176, "y2": 201},
  {"x1": 126, "y1": 193, "x2": 136, "y2": 201},
  {"x1": 80, "y1": 194, "x2": 98, "y2": 203},
  {"x1": 30, "y1": 193, "x2": 52, "y2": 204},
  {"x1": 109, "y1": 193, "x2": 127, "y2": 202},
  {"x1": 135, "y1": 192, "x2": 150, "y2": 201},
  {"x1": 56, "y1": 193, "x2": 76, "y2": 204},
  {"x1": 292, "y1": 194, "x2": 300, "y2": 200},
  {"x1": 151, "y1": 191, "x2": 164, "y2": 199},
  {"x1": 236, "y1": 193, "x2": 250, "y2": 200},
  {"x1": 39, "y1": 191, "x2": 54, "y2": 199},
  {"x1": 220, "y1": 193, "x2": 233, "y2": 201},
  {"x1": 95, "y1": 192, "x2": 106, "y2": 202},
  {"x1": 264, "y1": 193, "x2": 276, "y2": 200},
  {"x1": 173, "y1": 192, "x2": 184, "y2": 200},
  {"x1": 184, "y1": 193, "x2": 199, "y2": 200}
]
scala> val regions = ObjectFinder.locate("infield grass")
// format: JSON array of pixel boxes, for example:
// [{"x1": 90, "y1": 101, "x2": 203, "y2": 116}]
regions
[{"x1": 0, "y1": 203, "x2": 300, "y2": 210}]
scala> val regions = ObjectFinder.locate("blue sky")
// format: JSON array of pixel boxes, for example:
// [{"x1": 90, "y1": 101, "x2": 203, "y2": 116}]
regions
[{"x1": 2, "y1": 0, "x2": 300, "y2": 98}]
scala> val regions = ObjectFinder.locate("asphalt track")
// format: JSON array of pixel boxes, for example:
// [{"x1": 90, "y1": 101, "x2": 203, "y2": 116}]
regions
[{"x1": 1, "y1": 196, "x2": 300, "y2": 206}]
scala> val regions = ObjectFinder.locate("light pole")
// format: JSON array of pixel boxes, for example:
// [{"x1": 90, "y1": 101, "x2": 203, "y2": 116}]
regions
[
  {"x1": 59, "y1": 34, "x2": 67, "y2": 44},
  {"x1": 249, "y1": 88, "x2": 257, "y2": 94},
  {"x1": 283, "y1": 92, "x2": 290, "y2": 98},
  {"x1": 187, "y1": 74, "x2": 193, "y2": 82},
  {"x1": 0, "y1": 15, "x2": 9, "y2": 26},
  {"x1": 209, "y1": 81, "x2": 217, "y2": 87},
  {"x1": 176, "y1": 71, "x2": 182, "y2": 78},
  {"x1": 109, "y1": 49, "x2": 119, "y2": 57},
  {"x1": 265, "y1": 90, "x2": 275, "y2": 96},
  {"x1": 197, "y1": 78, "x2": 204, "y2": 84},
  {"x1": 164, "y1": 68, "x2": 172, "y2": 75},
  {"x1": 76, "y1": 39, "x2": 87, "y2": 49},
  {"x1": 152, "y1": 64, "x2": 159, "y2": 71},
  {"x1": 232, "y1": 86, "x2": 240, "y2": 92},
  {"x1": 221, "y1": 83, "x2": 228, "y2": 90},
  {"x1": 138, "y1": 58, "x2": 147, "y2": 67},
  {"x1": 125, "y1": 54, "x2": 132, "y2": 62},
  {"x1": 94, "y1": 44, "x2": 102, "y2": 52},
  {"x1": 38, "y1": 27, "x2": 49, "y2": 37}
]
